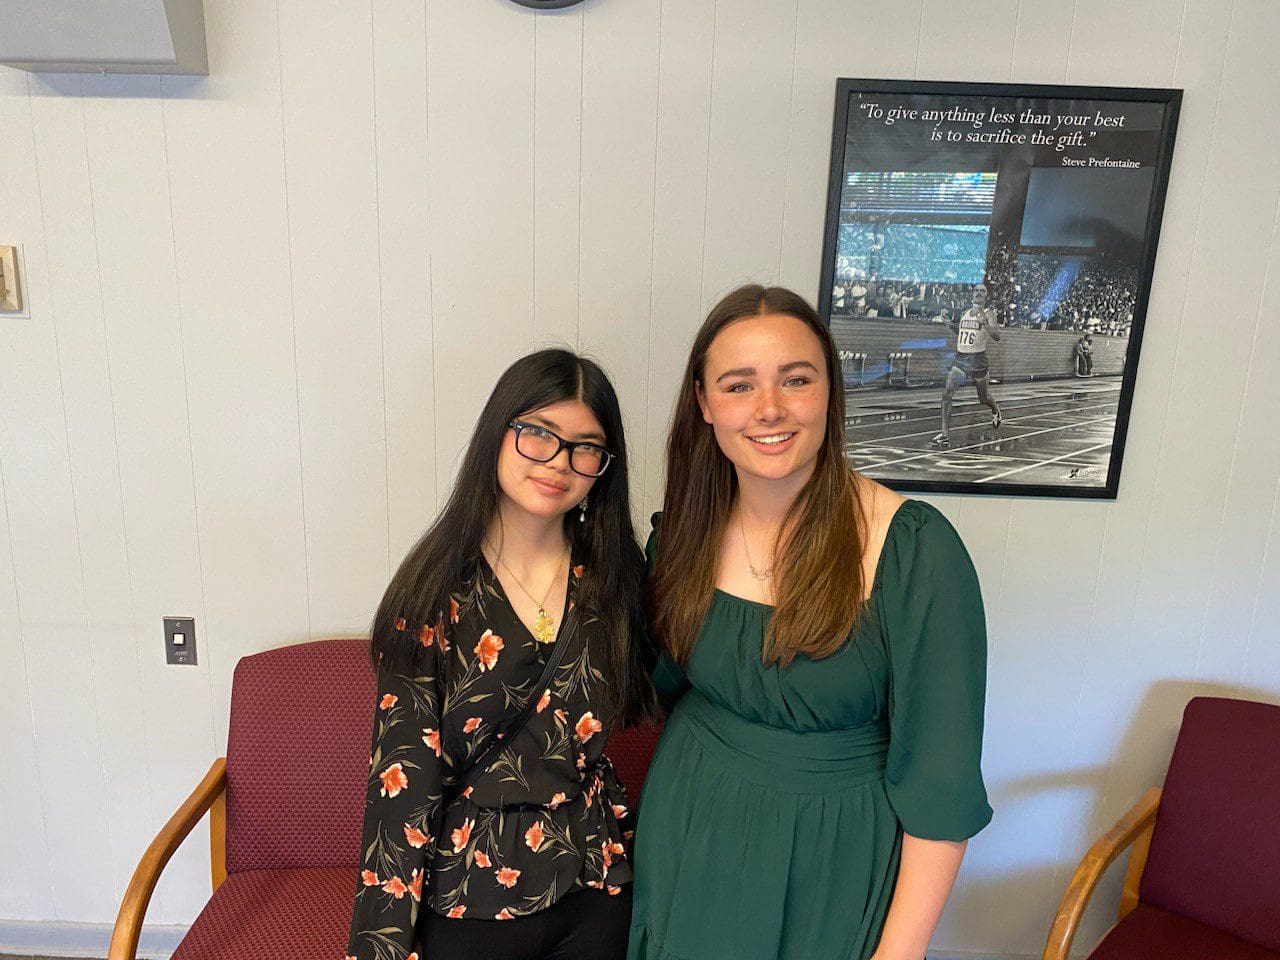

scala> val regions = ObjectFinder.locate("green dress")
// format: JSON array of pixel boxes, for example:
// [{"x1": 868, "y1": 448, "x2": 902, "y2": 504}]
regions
[{"x1": 627, "y1": 499, "x2": 992, "y2": 960}]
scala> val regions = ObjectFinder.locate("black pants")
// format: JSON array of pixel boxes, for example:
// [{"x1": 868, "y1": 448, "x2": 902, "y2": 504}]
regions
[{"x1": 417, "y1": 887, "x2": 631, "y2": 960}]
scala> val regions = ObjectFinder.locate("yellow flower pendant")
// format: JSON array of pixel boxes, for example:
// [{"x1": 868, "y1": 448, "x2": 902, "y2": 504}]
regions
[{"x1": 534, "y1": 607, "x2": 556, "y2": 644}]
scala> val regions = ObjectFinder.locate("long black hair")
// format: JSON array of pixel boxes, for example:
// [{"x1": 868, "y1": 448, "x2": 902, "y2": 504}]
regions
[{"x1": 370, "y1": 348, "x2": 656, "y2": 726}]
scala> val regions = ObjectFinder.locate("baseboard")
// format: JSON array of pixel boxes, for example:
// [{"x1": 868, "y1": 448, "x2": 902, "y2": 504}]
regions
[
  {"x1": 0, "y1": 920, "x2": 186, "y2": 958},
  {"x1": 0, "y1": 921, "x2": 1040, "y2": 960}
]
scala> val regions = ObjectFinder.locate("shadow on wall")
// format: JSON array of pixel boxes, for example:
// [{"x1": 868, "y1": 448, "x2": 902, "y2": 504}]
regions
[{"x1": 976, "y1": 678, "x2": 1277, "y2": 958}]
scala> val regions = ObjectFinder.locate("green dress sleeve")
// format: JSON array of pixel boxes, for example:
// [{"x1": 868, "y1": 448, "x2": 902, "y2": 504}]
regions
[
  {"x1": 877, "y1": 502, "x2": 993, "y2": 841},
  {"x1": 646, "y1": 512, "x2": 691, "y2": 712}
]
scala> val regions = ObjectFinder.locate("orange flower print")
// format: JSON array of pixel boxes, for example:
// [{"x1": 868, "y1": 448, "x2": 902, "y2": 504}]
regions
[
  {"x1": 381, "y1": 875, "x2": 408, "y2": 899},
  {"x1": 586, "y1": 879, "x2": 604, "y2": 889},
  {"x1": 536, "y1": 688, "x2": 551, "y2": 713},
  {"x1": 576, "y1": 752, "x2": 586, "y2": 770},
  {"x1": 524, "y1": 820, "x2": 546, "y2": 853},
  {"x1": 449, "y1": 597, "x2": 460, "y2": 623},
  {"x1": 495, "y1": 866, "x2": 520, "y2": 888},
  {"x1": 404, "y1": 824, "x2": 429, "y2": 848},
  {"x1": 611, "y1": 803, "x2": 628, "y2": 819},
  {"x1": 408, "y1": 868, "x2": 423, "y2": 902},
  {"x1": 609, "y1": 840, "x2": 626, "y2": 855},
  {"x1": 474, "y1": 630, "x2": 504, "y2": 671},
  {"x1": 554, "y1": 709, "x2": 568, "y2": 724},
  {"x1": 602, "y1": 839, "x2": 612, "y2": 868},
  {"x1": 496, "y1": 908, "x2": 515, "y2": 920},
  {"x1": 361, "y1": 869, "x2": 380, "y2": 886},
  {"x1": 575, "y1": 712, "x2": 603, "y2": 743},
  {"x1": 607, "y1": 885, "x2": 622, "y2": 896},
  {"x1": 463, "y1": 717, "x2": 482, "y2": 733},
  {"x1": 379, "y1": 763, "x2": 408, "y2": 798},
  {"x1": 474, "y1": 849, "x2": 491, "y2": 868},
  {"x1": 437, "y1": 627, "x2": 450, "y2": 654},
  {"x1": 451, "y1": 818, "x2": 474, "y2": 853},
  {"x1": 394, "y1": 616, "x2": 406, "y2": 631},
  {"x1": 547, "y1": 791, "x2": 568, "y2": 809},
  {"x1": 462, "y1": 786, "x2": 473, "y2": 798},
  {"x1": 379, "y1": 693, "x2": 398, "y2": 710},
  {"x1": 572, "y1": 564, "x2": 585, "y2": 578},
  {"x1": 447, "y1": 906, "x2": 466, "y2": 919},
  {"x1": 419, "y1": 623, "x2": 435, "y2": 648},
  {"x1": 423, "y1": 728, "x2": 441, "y2": 757}
]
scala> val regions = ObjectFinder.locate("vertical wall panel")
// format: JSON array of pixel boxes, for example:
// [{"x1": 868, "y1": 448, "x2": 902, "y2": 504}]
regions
[
  {"x1": 578, "y1": 0, "x2": 662, "y2": 506},
  {"x1": 641, "y1": 0, "x2": 717, "y2": 512},
  {"x1": 0, "y1": 80, "x2": 55, "y2": 910},
  {"x1": 157, "y1": 0, "x2": 312, "y2": 917},
  {"x1": 0, "y1": 68, "x2": 56, "y2": 922},
  {"x1": 17, "y1": 78, "x2": 124, "y2": 922},
  {"x1": 424, "y1": 1, "x2": 536, "y2": 494},
  {"x1": 533, "y1": 9, "x2": 585, "y2": 350},
  {"x1": 1099, "y1": 0, "x2": 1280, "y2": 871},
  {"x1": 79, "y1": 73, "x2": 202, "y2": 921},
  {"x1": 372, "y1": 0, "x2": 438, "y2": 562},
  {"x1": 278, "y1": 0, "x2": 389, "y2": 635},
  {"x1": 1194, "y1": 203, "x2": 1280, "y2": 687},
  {"x1": 700, "y1": 0, "x2": 801, "y2": 299}
]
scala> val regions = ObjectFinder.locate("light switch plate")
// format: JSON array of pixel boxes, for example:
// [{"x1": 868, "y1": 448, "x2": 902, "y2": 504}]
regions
[
  {"x1": 1, "y1": 245, "x2": 25, "y2": 314},
  {"x1": 164, "y1": 616, "x2": 197, "y2": 665}
]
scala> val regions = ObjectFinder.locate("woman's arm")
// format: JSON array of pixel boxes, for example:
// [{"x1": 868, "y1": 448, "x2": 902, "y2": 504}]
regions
[{"x1": 870, "y1": 834, "x2": 968, "y2": 960}]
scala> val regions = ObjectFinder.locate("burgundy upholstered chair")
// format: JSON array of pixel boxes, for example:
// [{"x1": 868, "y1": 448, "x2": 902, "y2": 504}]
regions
[
  {"x1": 1043, "y1": 696, "x2": 1280, "y2": 960},
  {"x1": 109, "y1": 636, "x2": 662, "y2": 960}
]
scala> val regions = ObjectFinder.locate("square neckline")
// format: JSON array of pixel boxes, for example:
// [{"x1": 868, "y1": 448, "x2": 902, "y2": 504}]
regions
[{"x1": 711, "y1": 498, "x2": 916, "y2": 611}]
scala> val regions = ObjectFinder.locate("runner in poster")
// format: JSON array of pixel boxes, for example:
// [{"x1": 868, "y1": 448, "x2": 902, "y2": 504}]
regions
[{"x1": 932, "y1": 283, "x2": 1003, "y2": 445}]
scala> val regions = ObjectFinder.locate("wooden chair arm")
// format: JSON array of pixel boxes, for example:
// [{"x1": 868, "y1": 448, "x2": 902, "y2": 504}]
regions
[
  {"x1": 108, "y1": 758, "x2": 228, "y2": 960},
  {"x1": 1042, "y1": 787, "x2": 1161, "y2": 960}
]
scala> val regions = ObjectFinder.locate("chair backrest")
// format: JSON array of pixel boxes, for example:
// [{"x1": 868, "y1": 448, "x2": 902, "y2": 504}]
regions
[
  {"x1": 1139, "y1": 696, "x2": 1280, "y2": 951},
  {"x1": 605, "y1": 721, "x2": 661, "y2": 810},
  {"x1": 225, "y1": 637, "x2": 375, "y2": 873}
]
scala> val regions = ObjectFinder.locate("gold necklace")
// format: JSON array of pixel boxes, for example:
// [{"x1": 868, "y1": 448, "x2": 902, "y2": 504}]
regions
[{"x1": 490, "y1": 545, "x2": 567, "y2": 644}]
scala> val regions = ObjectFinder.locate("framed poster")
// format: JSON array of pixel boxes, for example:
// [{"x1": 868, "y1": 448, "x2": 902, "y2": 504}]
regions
[{"x1": 819, "y1": 79, "x2": 1180, "y2": 499}]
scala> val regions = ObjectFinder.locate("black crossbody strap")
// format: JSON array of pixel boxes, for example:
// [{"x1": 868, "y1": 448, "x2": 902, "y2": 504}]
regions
[{"x1": 442, "y1": 610, "x2": 580, "y2": 811}]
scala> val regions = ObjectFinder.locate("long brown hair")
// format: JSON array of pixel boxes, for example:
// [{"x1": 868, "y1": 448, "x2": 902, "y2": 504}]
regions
[{"x1": 648, "y1": 285, "x2": 867, "y2": 668}]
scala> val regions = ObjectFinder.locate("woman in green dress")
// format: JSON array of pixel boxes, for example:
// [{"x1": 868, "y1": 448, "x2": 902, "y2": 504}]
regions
[{"x1": 628, "y1": 285, "x2": 992, "y2": 960}]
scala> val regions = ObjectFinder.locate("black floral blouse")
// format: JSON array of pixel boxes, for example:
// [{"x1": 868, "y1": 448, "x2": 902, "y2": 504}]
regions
[{"x1": 346, "y1": 558, "x2": 633, "y2": 960}]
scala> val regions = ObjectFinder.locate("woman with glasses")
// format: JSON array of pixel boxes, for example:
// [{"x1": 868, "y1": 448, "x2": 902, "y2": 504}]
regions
[{"x1": 347, "y1": 348, "x2": 655, "y2": 960}]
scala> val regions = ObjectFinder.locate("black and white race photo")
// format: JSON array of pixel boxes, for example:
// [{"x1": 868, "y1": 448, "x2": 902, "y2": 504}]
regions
[{"x1": 820, "y1": 80, "x2": 1180, "y2": 498}]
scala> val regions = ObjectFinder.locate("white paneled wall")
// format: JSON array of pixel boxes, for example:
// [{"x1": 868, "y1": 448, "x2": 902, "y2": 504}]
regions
[{"x1": 1, "y1": 0, "x2": 1278, "y2": 956}]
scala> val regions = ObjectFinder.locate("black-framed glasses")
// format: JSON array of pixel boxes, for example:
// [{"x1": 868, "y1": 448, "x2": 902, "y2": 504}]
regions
[{"x1": 508, "y1": 419, "x2": 614, "y2": 477}]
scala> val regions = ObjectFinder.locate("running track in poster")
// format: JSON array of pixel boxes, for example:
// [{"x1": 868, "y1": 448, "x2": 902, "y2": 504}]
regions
[{"x1": 845, "y1": 378, "x2": 1121, "y2": 487}]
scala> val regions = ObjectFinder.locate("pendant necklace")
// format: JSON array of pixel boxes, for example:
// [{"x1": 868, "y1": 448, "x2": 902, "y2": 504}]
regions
[
  {"x1": 738, "y1": 510, "x2": 775, "y2": 582},
  {"x1": 492, "y1": 545, "x2": 567, "y2": 644}
]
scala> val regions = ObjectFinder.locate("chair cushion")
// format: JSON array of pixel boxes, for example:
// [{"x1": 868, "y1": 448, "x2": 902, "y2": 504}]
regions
[
  {"x1": 226, "y1": 638, "x2": 375, "y2": 873},
  {"x1": 1088, "y1": 904, "x2": 1280, "y2": 960},
  {"x1": 171, "y1": 867, "x2": 355, "y2": 960},
  {"x1": 1140, "y1": 697, "x2": 1280, "y2": 950}
]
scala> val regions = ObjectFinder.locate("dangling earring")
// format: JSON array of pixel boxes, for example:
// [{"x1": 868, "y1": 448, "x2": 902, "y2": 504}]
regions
[{"x1": 578, "y1": 496, "x2": 589, "y2": 523}]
